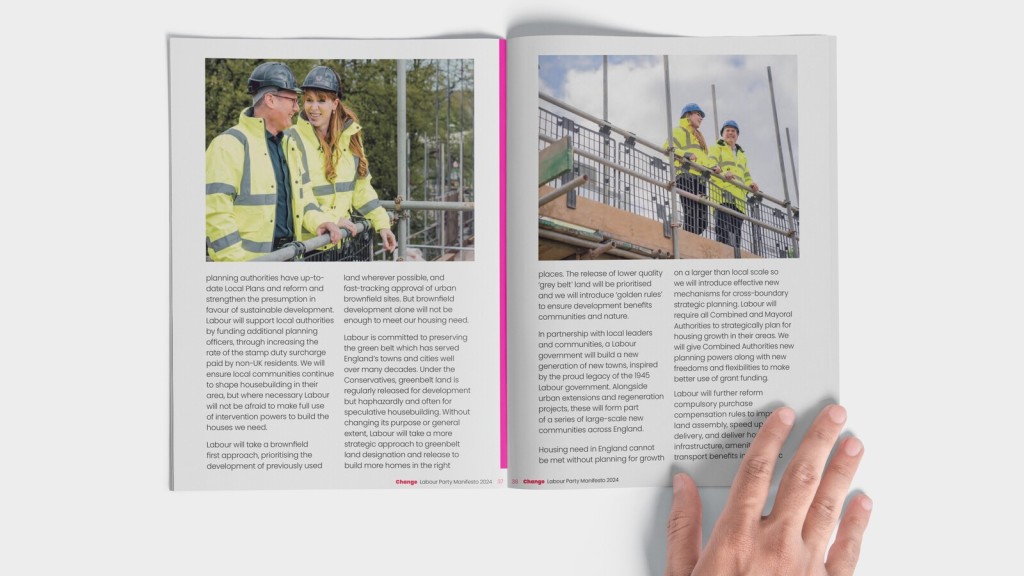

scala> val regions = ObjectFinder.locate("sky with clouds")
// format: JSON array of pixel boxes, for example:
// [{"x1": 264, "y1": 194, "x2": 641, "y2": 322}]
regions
[{"x1": 539, "y1": 55, "x2": 799, "y2": 205}]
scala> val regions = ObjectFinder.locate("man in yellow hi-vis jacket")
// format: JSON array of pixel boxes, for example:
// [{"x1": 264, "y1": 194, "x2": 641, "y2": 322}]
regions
[
  {"x1": 205, "y1": 62, "x2": 342, "y2": 262},
  {"x1": 708, "y1": 120, "x2": 760, "y2": 249}
]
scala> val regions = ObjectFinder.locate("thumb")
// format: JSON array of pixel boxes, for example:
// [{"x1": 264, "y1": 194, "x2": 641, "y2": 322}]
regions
[{"x1": 666, "y1": 473, "x2": 702, "y2": 576}]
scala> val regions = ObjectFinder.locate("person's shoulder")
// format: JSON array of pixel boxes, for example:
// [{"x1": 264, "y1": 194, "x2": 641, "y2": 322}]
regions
[
  {"x1": 298, "y1": 116, "x2": 318, "y2": 136},
  {"x1": 341, "y1": 117, "x2": 362, "y2": 137},
  {"x1": 208, "y1": 126, "x2": 247, "y2": 151}
]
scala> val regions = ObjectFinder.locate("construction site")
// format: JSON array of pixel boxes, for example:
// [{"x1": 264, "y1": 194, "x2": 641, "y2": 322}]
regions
[
  {"x1": 538, "y1": 56, "x2": 800, "y2": 261},
  {"x1": 209, "y1": 59, "x2": 477, "y2": 264}
]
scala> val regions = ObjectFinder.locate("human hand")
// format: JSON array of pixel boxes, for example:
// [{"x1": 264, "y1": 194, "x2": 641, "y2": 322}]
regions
[
  {"x1": 316, "y1": 221, "x2": 341, "y2": 244},
  {"x1": 723, "y1": 172, "x2": 736, "y2": 181},
  {"x1": 713, "y1": 166, "x2": 723, "y2": 175},
  {"x1": 379, "y1": 228, "x2": 397, "y2": 253},
  {"x1": 336, "y1": 217, "x2": 360, "y2": 238},
  {"x1": 750, "y1": 182, "x2": 760, "y2": 193},
  {"x1": 666, "y1": 405, "x2": 871, "y2": 576}
]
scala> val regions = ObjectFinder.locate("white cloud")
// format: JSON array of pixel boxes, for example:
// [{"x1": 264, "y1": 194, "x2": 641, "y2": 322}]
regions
[{"x1": 542, "y1": 55, "x2": 801, "y2": 205}]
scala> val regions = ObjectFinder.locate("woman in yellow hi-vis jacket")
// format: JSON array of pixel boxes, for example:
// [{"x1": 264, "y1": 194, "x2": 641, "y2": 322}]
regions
[
  {"x1": 284, "y1": 65, "x2": 397, "y2": 257},
  {"x1": 664, "y1": 103, "x2": 721, "y2": 236}
]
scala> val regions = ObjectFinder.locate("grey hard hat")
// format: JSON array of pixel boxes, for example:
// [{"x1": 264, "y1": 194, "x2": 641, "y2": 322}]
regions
[
  {"x1": 247, "y1": 62, "x2": 302, "y2": 95},
  {"x1": 301, "y1": 66, "x2": 343, "y2": 98}
]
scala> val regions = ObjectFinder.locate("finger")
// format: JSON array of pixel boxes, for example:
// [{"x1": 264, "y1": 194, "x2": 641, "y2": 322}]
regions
[
  {"x1": 720, "y1": 407, "x2": 795, "y2": 528},
  {"x1": 802, "y1": 435, "x2": 864, "y2": 549},
  {"x1": 665, "y1": 473, "x2": 702, "y2": 576},
  {"x1": 324, "y1": 224, "x2": 340, "y2": 244},
  {"x1": 824, "y1": 494, "x2": 872, "y2": 576},
  {"x1": 770, "y1": 404, "x2": 846, "y2": 527}
]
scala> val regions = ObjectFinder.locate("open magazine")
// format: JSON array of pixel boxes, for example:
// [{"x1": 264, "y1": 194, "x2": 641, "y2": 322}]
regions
[{"x1": 170, "y1": 35, "x2": 836, "y2": 490}]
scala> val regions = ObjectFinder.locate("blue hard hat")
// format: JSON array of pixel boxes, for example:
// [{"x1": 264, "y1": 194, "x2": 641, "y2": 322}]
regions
[
  {"x1": 680, "y1": 103, "x2": 705, "y2": 118},
  {"x1": 720, "y1": 120, "x2": 740, "y2": 136}
]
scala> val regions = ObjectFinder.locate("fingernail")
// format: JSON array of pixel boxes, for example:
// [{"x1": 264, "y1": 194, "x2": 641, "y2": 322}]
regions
[
  {"x1": 843, "y1": 436, "x2": 863, "y2": 457},
  {"x1": 860, "y1": 495, "x2": 873, "y2": 511},
  {"x1": 828, "y1": 404, "x2": 847, "y2": 424},
  {"x1": 673, "y1": 473, "x2": 686, "y2": 494},
  {"x1": 777, "y1": 407, "x2": 795, "y2": 425}
]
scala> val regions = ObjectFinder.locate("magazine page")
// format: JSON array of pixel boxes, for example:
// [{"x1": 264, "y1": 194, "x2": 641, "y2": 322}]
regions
[
  {"x1": 506, "y1": 35, "x2": 837, "y2": 487},
  {"x1": 170, "y1": 38, "x2": 504, "y2": 489}
]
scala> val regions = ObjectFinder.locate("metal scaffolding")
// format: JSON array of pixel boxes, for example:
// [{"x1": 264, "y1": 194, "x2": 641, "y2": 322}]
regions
[
  {"x1": 258, "y1": 59, "x2": 476, "y2": 263},
  {"x1": 538, "y1": 92, "x2": 799, "y2": 259},
  {"x1": 254, "y1": 200, "x2": 476, "y2": 263}
]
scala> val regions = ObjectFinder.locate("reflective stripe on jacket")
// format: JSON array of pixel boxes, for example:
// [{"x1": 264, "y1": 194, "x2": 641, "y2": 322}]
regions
[
  {"x1": 285, "y1": 116, "x2": 391, "y2": 238},
  {"x1": 205, "y1": 109, "x2": 324, "y2": 261},
  {"x1": 708, "y1": 139, "x2": 754, "y2": 214}
]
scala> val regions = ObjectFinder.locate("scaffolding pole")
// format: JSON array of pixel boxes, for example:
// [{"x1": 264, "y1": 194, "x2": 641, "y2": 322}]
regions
[
  {"x1": 382, "y1": 200, "x2": 474, "y2": 211},
  {"x1": 602, "y1": 55, "x2": 610, "y2": 205},
  {"x1": 440, "y1": 140, "x2": 446, "y2": 251},
  {"x1": 253, "y1": 223, "x2": 370, "y2": 262},
  {"x1": 397, "y1": 59, "x2": 408, "y2": 261},
  {"x1": 459, "y1": 59, "x2": 466, "y2": 251},
  {"x1": 786, "y1": 127, "x2": 800, "y2": 207},
  {"x1": 539, "y1": 175, "x2": 589, "y2": 207},
  {"x1": 767, "y1": 66, "x2": 799, "y2": 256},
  {"x1": 711, "y1": 84, "x2": 719, "y2": 137},
  {"x1": 431, "y1": 57, "x2": 442, "y2": 264},
  {"x1": 539, "y1": 229, "x2": 649, "y2": 260},
  {"x1": 663, "y1": 55, "x2": 679, "y2": 259}
]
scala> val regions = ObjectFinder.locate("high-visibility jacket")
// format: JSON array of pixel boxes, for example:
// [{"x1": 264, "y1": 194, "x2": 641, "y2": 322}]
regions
[
  {"x1": 284, "y1": 116, "x2": 391, "y2": 239},
  {"x1": 205, "y1": 109, "x2": 331, "y2": 261},
  {"x1": 663, "y1": 118, "x2": 716, "y2": 177},
  {"x1": 708, "y1": 139, "x2": 754, "y2": 214}
]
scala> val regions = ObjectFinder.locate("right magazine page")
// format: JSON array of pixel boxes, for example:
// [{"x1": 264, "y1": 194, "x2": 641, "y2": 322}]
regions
[{"x1": 506, "y1": 35, "x2": 837, "y2": 488}]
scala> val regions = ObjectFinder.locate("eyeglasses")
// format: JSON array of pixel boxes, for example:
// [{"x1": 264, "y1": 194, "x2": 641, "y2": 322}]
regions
[{"x1": 272, "y1": 92, "x2": 299, "y2": 107}]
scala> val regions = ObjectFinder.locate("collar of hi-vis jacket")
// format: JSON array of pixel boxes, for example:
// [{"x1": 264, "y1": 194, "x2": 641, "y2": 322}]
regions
[
  {"x1": 676, "y1": 117, "x2": 708, "y2": 152},
  {"x1": 716, "y1": 138, "x2": 744, "y2": 154}
]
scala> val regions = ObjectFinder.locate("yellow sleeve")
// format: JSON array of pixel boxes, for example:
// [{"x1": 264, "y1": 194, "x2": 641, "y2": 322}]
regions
[
  {"x1": 205, "y1": 135, "x2": 249, "y2": 262},
  {"x1": 742, "y1": 153, "x2": 754, "y2": 186},
  {"x1": 353, "y1": 173, "x2": 391, "y2": 232}
]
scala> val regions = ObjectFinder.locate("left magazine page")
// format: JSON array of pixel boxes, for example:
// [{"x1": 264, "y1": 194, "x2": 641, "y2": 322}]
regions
[{"x1": 170, "y1": 38, "x2": 504, "y2": 490}]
